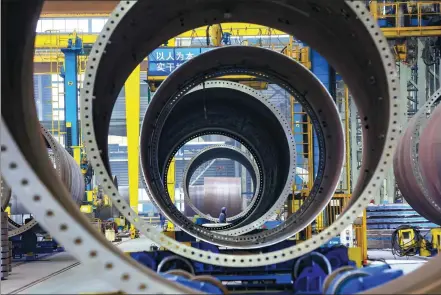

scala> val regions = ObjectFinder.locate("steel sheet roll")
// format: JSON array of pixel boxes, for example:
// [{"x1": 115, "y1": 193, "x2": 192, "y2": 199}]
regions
[
  {"x1": 5, "y1": 0, "x2": 439, "y2": 294},
  {"x1": 182, "y1": 144, "x2": 261, "y2": 225}
]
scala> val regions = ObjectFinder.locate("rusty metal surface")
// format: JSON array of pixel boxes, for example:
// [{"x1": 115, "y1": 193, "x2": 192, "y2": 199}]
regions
[
  {"x1": 419, "y1": 104, "x2": 441, "y2": 208},
  {"x1": 394, "y1": 91, "x2": 441, "y2": 225}
]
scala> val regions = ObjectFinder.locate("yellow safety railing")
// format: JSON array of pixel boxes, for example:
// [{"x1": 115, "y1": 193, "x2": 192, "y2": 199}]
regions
[{"x1": 371, "y1": 1, "x2": 441, "y2": 37}]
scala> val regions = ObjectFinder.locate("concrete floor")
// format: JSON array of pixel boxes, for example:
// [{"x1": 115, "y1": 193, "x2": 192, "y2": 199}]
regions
[
  {"x1": 367, "y1": 249, "x2": 428, "y2": 275},
  {"x1": 0, "y1": 239, "x2": 430, "y2": 294}
]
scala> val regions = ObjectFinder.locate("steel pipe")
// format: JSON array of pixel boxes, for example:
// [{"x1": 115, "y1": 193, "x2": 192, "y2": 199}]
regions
[
  {"x1": 393, "y1": 89, "x2": 441, "y2": 225},
  {"x1": 418, "y1": 103, "x2": 441, "y2": 208},
  {"x1": 2, "y1": 1, "x2": 194, "y2": 293}
]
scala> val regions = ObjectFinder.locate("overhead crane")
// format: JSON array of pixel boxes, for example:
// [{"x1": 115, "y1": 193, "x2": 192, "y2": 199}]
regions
[{"x1": 33, "y1": 1, "x2": 441, "y2": 70}]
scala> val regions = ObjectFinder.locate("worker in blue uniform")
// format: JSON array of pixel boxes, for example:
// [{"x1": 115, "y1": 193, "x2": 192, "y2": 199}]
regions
[{"x1": 219, "y1": 207, "x2": 227, "y2": 223}]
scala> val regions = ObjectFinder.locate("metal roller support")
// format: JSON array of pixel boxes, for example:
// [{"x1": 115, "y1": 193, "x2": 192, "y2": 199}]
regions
[
  {"x1": 182, "y1": 144, "x2": 261, "y2": 225},
  {"x1": 393, "y1": 90, "x2": 441, "y2": 225},
  {"x1": 5, "y1": 0, "x2": 440, "y2": 294}
]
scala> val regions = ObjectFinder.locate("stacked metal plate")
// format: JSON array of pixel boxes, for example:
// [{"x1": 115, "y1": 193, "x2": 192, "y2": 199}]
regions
[
  {"x1": 1, "y1": 212, "x2": 9, "y2": 280},
  {"x1": 366, "y1": 204, "x2": 437, "y2": 249}
]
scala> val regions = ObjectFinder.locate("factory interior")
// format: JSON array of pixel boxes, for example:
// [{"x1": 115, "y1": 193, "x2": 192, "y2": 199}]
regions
[{"x1": 2, "y1": 0, "x2": 441, "y2": 294}]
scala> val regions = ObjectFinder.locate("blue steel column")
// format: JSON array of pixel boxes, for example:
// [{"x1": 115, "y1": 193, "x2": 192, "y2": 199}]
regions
[{"x1": 61, "y1": 38, "x2": 82, "y2": 160}]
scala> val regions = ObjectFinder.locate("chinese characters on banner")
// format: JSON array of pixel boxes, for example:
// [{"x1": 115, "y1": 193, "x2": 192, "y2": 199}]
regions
[{"x1": 148, "y1": 47, "x2": 214, "y2": 76}]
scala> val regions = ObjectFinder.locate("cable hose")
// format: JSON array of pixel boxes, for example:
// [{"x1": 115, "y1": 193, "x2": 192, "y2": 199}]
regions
[{"x1": 391, "y1": 225, "x2": 434, "y2": 257}]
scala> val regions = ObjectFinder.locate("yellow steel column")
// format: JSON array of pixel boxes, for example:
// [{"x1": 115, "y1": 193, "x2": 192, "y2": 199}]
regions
[
  {"x1": 370, "y1": 0, "x2": 378, "y2": 21},
  {"x1": 125, "y1": 65, "x2": 140, "y2": 232},
  {"x1": 166, "y1": 158, "x2": 176, "y2": 230},
  {"x1": 344, "y1": 85, "x2": 351, "y2": 193},
  {"x1": 362, "y1": 209, "x2": 368, "y2": 263}
]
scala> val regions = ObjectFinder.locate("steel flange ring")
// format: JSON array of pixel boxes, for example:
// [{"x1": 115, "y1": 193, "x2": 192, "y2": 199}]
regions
[
  {"x1": 146, "y1": 78, "x2": 297, "y2": 240},
  {"x1": 140, "y1": 56, "x2": 341, "y2": 246},
  {"x1": 7, "y1": 125, "x2": 85, "y2": 238},
  {"x1": 181, "y1": 144, "x2": 261, "y2": 225},
  {"x1": 81, "y1": 0, "x2": 401, "y2": 267}
]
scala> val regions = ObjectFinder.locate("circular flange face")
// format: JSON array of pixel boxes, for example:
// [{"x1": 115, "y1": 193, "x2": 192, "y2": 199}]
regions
[
  {"x1": 6, "y1": 125, "x2": 85, "y2": 237},
  {"x1": 181, "y1": 143, "x2": 261, "y2": 225},
  {"x1": 81, "y1": 0, "x2": 399, "y2": 266},
  {"x1": 140, "y1": 55, "x2": 345, "y2": 247}
]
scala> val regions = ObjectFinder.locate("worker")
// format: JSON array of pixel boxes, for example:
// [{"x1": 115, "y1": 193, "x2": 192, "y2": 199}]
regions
[
  {"x1": 219, "y1": 207, "x2": 227, "y2": 223},
  {"x1": 21, "y1": 217, "x2": 37, "y2": 256}
]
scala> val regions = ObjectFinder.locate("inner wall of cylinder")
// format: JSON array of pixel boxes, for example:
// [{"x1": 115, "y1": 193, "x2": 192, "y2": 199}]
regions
[
  {"x1": 160, "y1": 129, "x2": 266, "y2": 231},
  {"x1": 182, "y1": 145, "x2": 259, "y2": 224},
  {"x1": 185, "y1": 147, "x2": 258, "y2": 199},
  {"x1": 150, "y1": 86, "x2": 291, "y2": 229}
]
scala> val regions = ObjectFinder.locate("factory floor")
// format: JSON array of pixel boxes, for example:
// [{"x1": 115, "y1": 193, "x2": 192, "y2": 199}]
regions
[{"x1": 1, "y1": 238, "x2": 429, "y2": 294}]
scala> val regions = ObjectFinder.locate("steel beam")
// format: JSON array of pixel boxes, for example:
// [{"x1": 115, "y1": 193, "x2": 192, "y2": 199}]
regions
[{"x1": 124, "y1": 65, "x2": 141, "y2": 221}]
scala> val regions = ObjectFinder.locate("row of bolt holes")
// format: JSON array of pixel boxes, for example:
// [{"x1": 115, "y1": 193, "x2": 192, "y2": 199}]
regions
[
  {"x1": 0, "y1": 144, "x2": 150, "y2": 289},
  {"x1": 86, "y1": 0, "x2": 386, "y2": 267}
]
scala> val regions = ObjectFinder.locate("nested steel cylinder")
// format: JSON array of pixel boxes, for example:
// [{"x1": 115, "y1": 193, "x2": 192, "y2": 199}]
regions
[
  {"x1": 144, "y1": 79, "x2": 294, "y2": 237},
  {"x1": 140, "y1": 47, "x2": 344, "y2": 247},
  {"x1": 6, "y1": 0, "x2": 435, "y2": 293}
]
